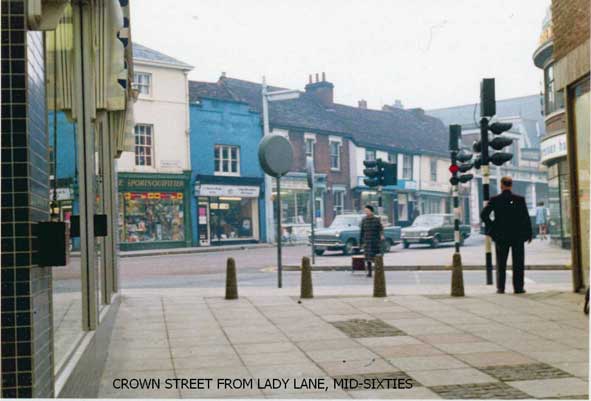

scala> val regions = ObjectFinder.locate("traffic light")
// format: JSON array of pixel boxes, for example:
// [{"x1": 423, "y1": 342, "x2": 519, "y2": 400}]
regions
[
  {"x1": 449, "y1": 125, "x2": 474, "y2": 186},
  {"x1": 478, "y1": 79, "x2": 514, "y2": 168},
  {"x1": 363, "y1": 159, "x2": 397, "y2": 187},
  {"x1": 488, "y1": 121, "x2": 513, "y2": 166}
]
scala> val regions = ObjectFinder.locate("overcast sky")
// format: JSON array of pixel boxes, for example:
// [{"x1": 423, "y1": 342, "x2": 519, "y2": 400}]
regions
[{"x1": 131, "y1": 0, "x2": 550, "y2": 110}]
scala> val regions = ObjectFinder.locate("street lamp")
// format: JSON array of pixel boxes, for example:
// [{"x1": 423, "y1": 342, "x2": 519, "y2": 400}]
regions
[{"x1": 261, "y1": 76, "x2": 300, "y2": 243}]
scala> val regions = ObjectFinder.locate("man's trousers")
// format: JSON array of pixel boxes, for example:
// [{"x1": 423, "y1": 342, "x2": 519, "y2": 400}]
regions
[{"x1": 495, "y1": 241, "x2": 525, "y2": 292}]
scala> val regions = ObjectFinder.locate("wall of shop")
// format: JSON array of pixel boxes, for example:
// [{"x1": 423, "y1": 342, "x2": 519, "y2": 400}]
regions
[
  {"x1": 189, "y1": 98, "x2": 267, "y2": 245},
  {"x1": 118, "y1": 63, "x2": 190, "y2": 174},
  {"x1": 1, "y1": 7, "x2": 54, "y2": 395}
]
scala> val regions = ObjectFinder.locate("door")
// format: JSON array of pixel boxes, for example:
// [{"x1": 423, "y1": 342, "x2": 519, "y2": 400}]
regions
[{"x1": 198, "y1": 201, "x2": 210, "y2": 246}]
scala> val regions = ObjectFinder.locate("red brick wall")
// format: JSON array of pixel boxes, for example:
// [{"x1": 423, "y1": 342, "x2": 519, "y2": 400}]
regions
[
  {"x1": 552, "y1": 0, "x2": 590, "y2": 61},
  {"x1": 287, "y1": 130, "x2": 352, "y2": 225}
]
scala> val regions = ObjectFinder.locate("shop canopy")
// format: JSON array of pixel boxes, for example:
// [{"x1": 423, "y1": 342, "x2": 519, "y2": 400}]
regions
[{"x1": 45, "y1": 0, "x2": 135, "y2": 157}]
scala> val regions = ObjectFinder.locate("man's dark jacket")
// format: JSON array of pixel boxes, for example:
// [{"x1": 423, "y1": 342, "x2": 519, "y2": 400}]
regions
[
  {"x1": 359, "y1": 215, "x2": 383, "y2": 257},
  {"x1": 480, "y1": 190, "x2": 532, "y2": 243}
]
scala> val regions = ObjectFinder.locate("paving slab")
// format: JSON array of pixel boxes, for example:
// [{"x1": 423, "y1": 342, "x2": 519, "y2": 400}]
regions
[
  {"x1": 507, "y1": 377, "x2": 589, "y2": 398},
  {"x1": 101, "y1": 289, "x2": 587, "y2": 399}
]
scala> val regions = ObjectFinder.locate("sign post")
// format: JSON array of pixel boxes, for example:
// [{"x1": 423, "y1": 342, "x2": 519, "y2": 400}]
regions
[
  {"x1": 258, "y1": 135, "x2": 294, "y2": 288},
  {"x1": 306, "y1": 157, "x2": 316, "y2": 264}
]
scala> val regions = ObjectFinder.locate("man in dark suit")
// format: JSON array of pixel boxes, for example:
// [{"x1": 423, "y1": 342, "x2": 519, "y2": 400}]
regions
[{"x1": 480, "y1": 176, "x2": 532, "y2": 294}]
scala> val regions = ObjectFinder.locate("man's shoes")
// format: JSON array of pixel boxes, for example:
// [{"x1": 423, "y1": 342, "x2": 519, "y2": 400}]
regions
[
  {"x1": 514, "y1": 289, "x2": 526, "y2": 294},
  {"x1": 496, "y1": 289, "x2": 505, "y2": 294},
  {"x1": 367, "y1": 273, "x2": 372, "y2": 278}
]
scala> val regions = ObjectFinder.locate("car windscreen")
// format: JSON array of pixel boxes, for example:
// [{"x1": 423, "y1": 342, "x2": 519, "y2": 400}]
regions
[
  {"x1": 329, "y1": 215, "x2": 360, "y2": 228},
  {"x1": 412, "y1": 215, "x2": 444, "y2": 227}
]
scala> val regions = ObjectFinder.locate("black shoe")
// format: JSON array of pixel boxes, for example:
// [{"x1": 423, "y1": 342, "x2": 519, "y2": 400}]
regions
[
  {"x1": 514, "y1": 289, "x2": 526, "y2": 294},
  {"x1": 367, "y1": 273, "x2": 372, "y2": 278},
  {"x1": 496, "y1": 289, "x2": 505, "y2": 294}
]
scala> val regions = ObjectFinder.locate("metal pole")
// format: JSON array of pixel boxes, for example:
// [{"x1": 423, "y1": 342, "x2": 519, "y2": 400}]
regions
[
  {"x1": 451, "y1": 151, "x2": 461, "y2": 253},
  {"x1": 277, "y1": 176, "x2": 282, "y2": 288},
  {"x1": 310, "y1": 182, "x2": 316, "y2": 264},
  {"x1": 262, "y1": 77, "x2": 274, "y2": 244},
  {"x1": 481, "y1": 117, "x2": 493, "y2": 285},
  {"x1": 377, "y1": 186, "x2": 384, "y2": 216}
]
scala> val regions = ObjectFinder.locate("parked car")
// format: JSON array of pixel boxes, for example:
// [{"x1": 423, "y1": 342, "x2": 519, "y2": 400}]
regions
[
  {"x1": 401, "y1": 213, "x2": 470, "y2": 248},
  {"x1": 311, "y1": 213, "x2": 401, "y2": 255}
]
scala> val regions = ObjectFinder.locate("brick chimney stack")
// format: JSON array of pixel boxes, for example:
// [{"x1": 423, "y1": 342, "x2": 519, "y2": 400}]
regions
[
  {"x1": 358, "y1": 99, "x2": 367, "y2": 109},
  {"x1": 305, "y1": 72, "x2": 334, "y2": 108}
]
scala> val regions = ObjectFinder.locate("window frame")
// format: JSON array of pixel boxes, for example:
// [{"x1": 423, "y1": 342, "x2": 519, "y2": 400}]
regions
[
  {"x1": 430, "y1": 158, "x2": 437, "y2": 182},
  {"x1": 305, "y1": 138, "x2": 315, "y2": 159},
  {"x1": 402, "y1": 154, "x2": 413, "y2": 180},
  {"x1": 134, "y1": 71, "x2": 152, "y2": 96},
  {"x1": 214, "y1": 144, "x2": 240, "y2": 176},
  {"x1": 329, "y1": 141, "x2": 341, "y2": 171},
  {"x1": 134, "y1": 124, "x2": 154, "y2": 167},
  {"x1": 365, "y1": 149, "x2": 376, "y2": 162},
  {"x1": 333, "y1": 190, "x2": 345, "y2": 215}
]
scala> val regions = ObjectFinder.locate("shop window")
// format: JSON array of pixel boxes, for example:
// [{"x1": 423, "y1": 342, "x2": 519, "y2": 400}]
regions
[
  {"x1": 388, "y1": 152, "x2": 397, "y2": 164},
  {"x1": 333, "y1": 190, "x2": 344, "y2": 215},
  {"x1": 134, "y1": 71, "x2": 151, "y2": 95},
  {"x1": 398, "y1": 193, "x2": 409, "y2": 221},
  {"x1": 305, "y1": 138, "x2": 315, "y2": 159},
  {"x1": 214, "y1": 145, "x2": 240, "y2": 175},
  {"x1": 365, "y1": 149, "x2": 376, "y2": 161},
  {"x1": 402, "y1": 154, "x2": 413, "y2": 180},
  {"x1": 330, "y1": 141, "x2": 341, "y2": 170},
  {"x1": 430, "y1": 158, "x2": 437, "y2": 182},
  {"x1": 119, "y1": 192, "x2": 185, "y2": 242},
  {"x1": 209, "y1": 197, "x2": 256, "y2": 241},
  {"x1": 134, "y1": 124, "x2": 153, "y2": 166}
]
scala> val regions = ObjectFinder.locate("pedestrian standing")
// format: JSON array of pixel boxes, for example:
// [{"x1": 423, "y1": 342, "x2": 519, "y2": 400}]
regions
[
  {"x1": 480, "y1": 176, "x2": 532, "y2": 294},
  {"x1": 535, "y1": 201, "x2": 549, "y2": 240},
  {"x1": 359, "y1": 205, "x2": 384, "y2": 278}
]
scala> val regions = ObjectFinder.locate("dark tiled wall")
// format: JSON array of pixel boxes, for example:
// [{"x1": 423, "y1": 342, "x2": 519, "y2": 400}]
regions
[{"x1": 1, "y1": 0, "x2": 54, "y2": 397}]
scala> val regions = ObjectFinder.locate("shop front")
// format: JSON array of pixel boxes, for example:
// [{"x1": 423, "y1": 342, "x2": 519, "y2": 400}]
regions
[
  {"x1": 273, "y1": 174, "x2": 326, "y2": 241},
  {"x1": 541, "y1": 132, "x2": 571, "y2": 248},
  {"x1": 118, "y1": 172, "x2": 192, "y2": 251},
  {"x1": 353, "y1": 178, "x2": 418, "y2": 227},
  {"x1": 193, "y1": 176, "x2": 265, "y2": 246}
]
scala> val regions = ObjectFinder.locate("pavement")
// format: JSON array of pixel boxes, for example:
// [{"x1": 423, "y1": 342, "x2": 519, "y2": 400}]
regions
[{"x1": 99, "y1": 285, "x2": 589, "y2": 399}]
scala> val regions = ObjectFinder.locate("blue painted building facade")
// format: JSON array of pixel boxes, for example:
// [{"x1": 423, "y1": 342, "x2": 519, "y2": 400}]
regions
[{"x1": 189, "y1": 81, "x2": 267, "y2": 246}]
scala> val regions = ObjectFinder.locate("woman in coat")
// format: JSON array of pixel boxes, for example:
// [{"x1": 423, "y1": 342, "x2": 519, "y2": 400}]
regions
[{"x1": 359, "y1": 205, "x2": 384, "y2": 277}]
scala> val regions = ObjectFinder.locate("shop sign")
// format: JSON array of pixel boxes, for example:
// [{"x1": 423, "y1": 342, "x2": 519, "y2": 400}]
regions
[
  {"x1": 404, "y1": 180, "x2": 418, "y2": 190},
  {"x1": 196, "y1": 184, "x2": 260, "y2": 198},
  {"x1": 49, "y1": 188, "x2": 72, "y2": 201},
  {"x1": 281, "y1": 178, "x2": 309, "y2": 190},
  {"x1": 120, "y1": 177, "x2": 185, "y2": 190},
  {"x1": 160, "y1": 159, "x2": 181, "y2": 168},
  {"x1": 541, "y1": 133, "x2": 567, "y2": 163}
]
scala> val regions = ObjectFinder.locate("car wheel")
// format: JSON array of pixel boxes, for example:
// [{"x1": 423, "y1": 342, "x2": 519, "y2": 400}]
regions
[
  {"x1": 383, "y1": 239, "x2": 393, "y2": 253},
  {"x1": 403, "y1": 241, "x2": 410, "y2": 249},
  {"x1": 314, "y1": 249, "x2": 325, "y2": 256},
  {"x1": 343, "y1": 239, "x2": 355, "y2": 255},
  {"x1": 430, "y1": 235, "x2": 439, "y2": 248}
]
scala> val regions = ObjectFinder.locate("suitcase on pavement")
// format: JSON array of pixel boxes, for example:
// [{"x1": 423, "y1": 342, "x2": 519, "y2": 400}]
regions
[{"x1": 352, "y1": 256, "x2": 365, "y2": 273}]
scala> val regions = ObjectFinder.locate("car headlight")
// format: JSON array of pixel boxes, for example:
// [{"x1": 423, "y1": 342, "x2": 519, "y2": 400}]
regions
[
  {"x1": 335, "y1": 232, "x2": 340, "y2": 237},
  {"x1": 401, "y1": 232, "x2": 406, "y2": 238},
  {"x1": 420, "y1": 232, "x2": 429, "y2": 237}
]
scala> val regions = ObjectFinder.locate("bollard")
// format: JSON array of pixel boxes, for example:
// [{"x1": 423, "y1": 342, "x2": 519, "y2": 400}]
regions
[
  {"x1": 373, "y1": 256, "x2": 387, "y2": 297},
  {"x1": 225, "y1": 257, "x2": 238, "y2": 300},
  {"x1": 300, "y1": 256, "x2": 313, "y2": 299},
  {"x1": 450, "y1": 253, "x2": 465, "y2": 297}
]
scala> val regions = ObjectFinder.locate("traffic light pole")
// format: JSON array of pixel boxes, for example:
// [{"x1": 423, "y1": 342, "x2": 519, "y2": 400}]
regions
[
  {"x1": 451, "y1": 150, "x2": 461, "y2": 254},
  {"x1": 480, "y1": 117, "x2": 494, "y2": 285},
  {"x1": 377, "y1": 185, "x2": 384, "y2": 216},
  {"x1": 276, "y1": 176, "x2": 283, "y2": 288}
]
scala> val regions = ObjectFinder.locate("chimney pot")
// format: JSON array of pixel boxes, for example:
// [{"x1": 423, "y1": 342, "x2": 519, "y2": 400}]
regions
[
  {"x1": 358, "y1": 99, "x2": 367, "y2": 109},
  {"x1": 322, "y1": 72, "x2": 326, "y2": 81},
  {"x1": 315, "y1": 73, "x2": 319, "y2": 83},
  {"x1": 221, "y1": 71, "x2": 226, "y2": 77},
  {"x1": 309, "y1": 74, "x2": 312, "y2": 84}
]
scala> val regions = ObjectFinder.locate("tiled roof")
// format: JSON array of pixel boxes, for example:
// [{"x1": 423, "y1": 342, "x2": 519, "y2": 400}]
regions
[
  {"x1": 132, "y1": 43, "x2": 193, "y2": 70},
  {"x1": 189, "y1": 81, "x2": 236, "y2": 102},
  {"x1": 213, "y1": 77, "x2": 449, "y2": 155}
]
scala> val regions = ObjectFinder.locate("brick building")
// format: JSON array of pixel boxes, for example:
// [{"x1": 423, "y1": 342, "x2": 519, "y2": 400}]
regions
[{"x1": 550, "y1": 0, "x2": 590, "y2": 291}]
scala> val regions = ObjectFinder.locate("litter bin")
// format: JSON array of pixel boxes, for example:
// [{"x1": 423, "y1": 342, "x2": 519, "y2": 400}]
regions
[{"x1": 352, "y1": 255, "x2": 365, "y2": 273}]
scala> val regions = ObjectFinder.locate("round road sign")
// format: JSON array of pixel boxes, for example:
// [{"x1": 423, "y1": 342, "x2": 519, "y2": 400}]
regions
[{"x1": 258, "y1": 135, "x2": 293, "y2": 177}]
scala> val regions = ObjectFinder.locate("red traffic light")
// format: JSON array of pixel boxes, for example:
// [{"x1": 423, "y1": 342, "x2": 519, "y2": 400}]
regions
[{"x1": 449, "y1": 164, "x2": 460, "y2": 174}]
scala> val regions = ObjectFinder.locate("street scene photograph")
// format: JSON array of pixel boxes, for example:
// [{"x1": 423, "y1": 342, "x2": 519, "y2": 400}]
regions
[{"x1": 1, "y1": 0, "x2": 590, "y2": 399}]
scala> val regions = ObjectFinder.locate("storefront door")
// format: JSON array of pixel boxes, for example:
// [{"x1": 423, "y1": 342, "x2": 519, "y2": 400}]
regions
[{"x1": 198, "y1": 201, "x2": 210, "y2": 246}]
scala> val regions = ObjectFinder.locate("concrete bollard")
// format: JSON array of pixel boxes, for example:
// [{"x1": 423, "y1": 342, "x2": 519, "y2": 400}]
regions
[
  {"x1": 450, "y1": 253, "x2": 465, "y2": 297},
  {"x1": 225, "y1": 257, "x2": 238, "y2": 300},
  {"x1": 373, "y1": 256, "x2": 387, "y2": 297},
  {"x1": 300, "y1": 256, "x2": 313, "y2": 299}
]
